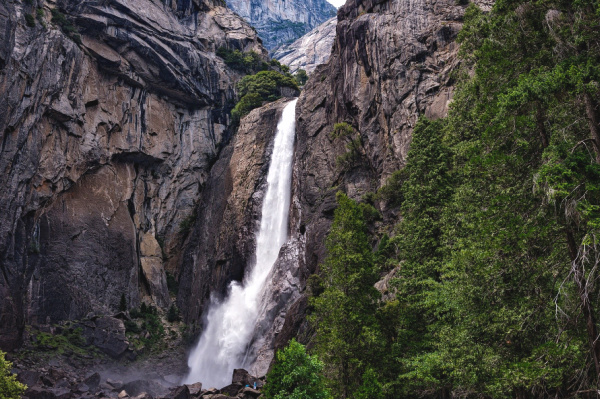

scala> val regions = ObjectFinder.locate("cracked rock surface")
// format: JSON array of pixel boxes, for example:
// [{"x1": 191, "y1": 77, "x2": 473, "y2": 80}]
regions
[{"x1": 0, "y1": 0, "x2": 264, "y2": 350}]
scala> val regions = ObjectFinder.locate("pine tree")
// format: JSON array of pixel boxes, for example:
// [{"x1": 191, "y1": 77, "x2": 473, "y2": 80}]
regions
[{"x1": 310, "y1": 192, "x2": 382, "y2": 397}]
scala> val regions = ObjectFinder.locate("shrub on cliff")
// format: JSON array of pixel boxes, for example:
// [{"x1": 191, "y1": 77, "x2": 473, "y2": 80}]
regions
[
  {"x1": 0, "y1": 351, "x2": 26, "y2": 398},
  {"x1": 216, "y1": 47, "x2": 269, "y2": 74},
  {"x1": 231, "y1": 71, "x2": 299, "y2": 123},
  {"x1": 263, "y1": 339, "x2": 329, "y2": 399}
]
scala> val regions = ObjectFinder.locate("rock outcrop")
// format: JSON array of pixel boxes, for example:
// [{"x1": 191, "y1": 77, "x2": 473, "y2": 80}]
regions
[
  {"x1": 177, "y1": 99, "x2": 295, "y2": 327},
  {"x1": 272, "y1": 17, "x2": 337, "y2": 74},
  {"x1": 275, "y1": 0, "x2": 495, "y2": 348},
  {"x1": 225, "y1": 0, "x2": 337, "y2": 50},
  {"x1": 0, "y1": 0, "x2": 264, "y2": 350}
]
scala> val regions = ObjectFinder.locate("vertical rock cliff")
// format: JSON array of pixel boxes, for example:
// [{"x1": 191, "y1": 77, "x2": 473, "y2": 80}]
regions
[
  {"x1": 272, "y1": 17, "x2": 337, "y2": 74},
  {"x1": 275, "y1": 0, "x2": 495, "y2": 347},
  {"x1": 225, "y1": 0, "x2": 337, "y2": 50},
  {"x1": 0, "y1": 0, "x2": 265, "y2": 350}
]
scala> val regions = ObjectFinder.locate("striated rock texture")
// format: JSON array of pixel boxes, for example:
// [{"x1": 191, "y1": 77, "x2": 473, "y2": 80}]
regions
[
  {"x1": 0, "y1": 0, "x2": 265, "y2": 350},
  {"x1": 176, "y1": 98, "x2": 297, "y2": 330},
  {"x1": 272, "y1": 17, "x2": 337, "y2": 75},
  {"x1": 225, "y1": 0, "x2": 337, "y2": 51},
  {"x1": 276, "y1": 0, "x2": 495, "y2": 348}
]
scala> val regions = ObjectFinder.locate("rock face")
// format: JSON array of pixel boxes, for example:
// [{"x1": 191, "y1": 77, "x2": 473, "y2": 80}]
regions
[
  {"x1": 0, "y1": 0, "x2": 265, "y2": 350},
  {"x1": 272, "y1": 17, "x2": 337, "y2": 74},
  {"x1": 225, "y1": 0, "x2": 337, "y2": 51},
  {"x1": 177, "y1": 98, "x2": 295, "y2": 328},
  {"x1": 275, "y1": 0, "x2": 494, "y2": 347}
]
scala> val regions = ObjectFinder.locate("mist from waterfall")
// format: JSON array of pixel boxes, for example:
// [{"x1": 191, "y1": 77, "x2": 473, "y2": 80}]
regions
[{"x1": 184, "y1": 99, "x2": 298, "y2": 389}]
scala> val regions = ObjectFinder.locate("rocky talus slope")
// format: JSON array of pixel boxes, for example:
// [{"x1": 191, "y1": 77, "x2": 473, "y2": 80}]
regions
[
  {"x1": 225, "y1": 0, "x2": 337, "y2": 50},
  {"x1": 272, "y1": 17, "x2": 337, "y2": 74},
  {"x1": 274, "y1": 0, "x2": 495, "y2": 346},
  {"x1": 0, "y1": 0, "x2": 264, "y2": 351}
]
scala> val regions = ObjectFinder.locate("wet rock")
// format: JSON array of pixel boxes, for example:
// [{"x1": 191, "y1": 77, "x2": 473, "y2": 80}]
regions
[
  {"x1": 240, "y1": 387, "x2": 261, "y2": 399},
  {"x1": 220, "y1": 383, "x2": 243, "y2": 397},
  {"x1": 26, "y1": 385, "x2": 57, "y2": 398},
  {"x1": 231, "y1": 369, "x2": 254, "y2": 386},
  {"x1": 178, "y1": 99, "x2": 293, "y2": 330},
  {"x1": 81, "y1": 317, "x2": 129, "y2": 358},
  {"x1": 84, "y1": 372, "x2": 101, "y2": 391},
  {"x1": 204, "y1": 388, "x2": 220, "y2": 395},
  {"x1": 185, "y1": 383, "x2": 203, "y2": 396},
  {"x1": 121, "y1": 379, "x2": 167, "y2": 398},
  {"x1": 17, "y1": 370, "x2": 41, "y2": 387},
  {"x1": 171, "y1": 385, "x2": 191, "y2": 398}
]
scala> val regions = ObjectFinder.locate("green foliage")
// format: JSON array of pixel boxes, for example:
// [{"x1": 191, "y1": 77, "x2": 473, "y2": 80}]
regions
[
  {"x1": 25, "y1": 13, "x2": 35, "y2": 27},
  {"x1": 126, "y1": 303, "x2": 165, "y2": 352},
  {"x1": 294, "y1": 69, "x2": 308, "y2": 86},
  {"x1": 0, "y1": 351, "x2": 26, "y2": 399},
  {"x1": 119, "y1": 294, "x2": 127, "y2": 312},
  {"x1": 124, "y1": 319, "x2": 141, "y2": 334},
  {"x1": 31, "y1": 325, "x2": 90, "y2": 356},
  {"x1": 216, "y1": 47, "x2": 269, "y2": 74},
  {"x1": 305, "y1": 1, "x2": 600, "y2": 397},
  {"x1": 231, "y1": 92, "x2": 263, "y2": 124},
  {"x1": 166, "y1": 272, "x2": 179, "y2": 296},
  {"x1": 310, "y1": 192, "x2": 383, "y2": 397},
  {"x1": 178, "y1": 210, "x2": 197, "y2": 237},
  {"x1": 263, "y1": 339, "x2": 330, "y2": 399},
  {"x1": 50, "y1": 9, "x2": 81, "y2": 45},
  {"x1": 231, "y1": 71, "x2": 298, "y2": 122},
  {"x1": 167, "y1": 303, "x2": 180, "y2": 323},
  {"x1": 329, "y1": 122, "x2": 354, "y2": 140}
]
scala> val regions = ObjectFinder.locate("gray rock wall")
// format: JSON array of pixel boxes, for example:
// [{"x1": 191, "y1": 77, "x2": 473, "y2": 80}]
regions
[
  {"x1": 272, "y1": 17, "x2": 337, "y2": 74},
  {"x1": 277, "y1": 0, "x2": 494, "y2": 348},
  {"x1": 225, "y1": 0, "x2": 337, "y2": 50},
  {"x1": 0, "y1": 0, "x2": 264, "y2": 350}
]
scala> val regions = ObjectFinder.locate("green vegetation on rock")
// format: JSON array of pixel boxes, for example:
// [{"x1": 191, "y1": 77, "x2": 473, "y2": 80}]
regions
[
  {"x1": 231, "y1": 70, "x2": 298, "y2": 123},
  {"x1": 298, "y1": 1, "x2": 600, "y2": 397},
  {"x1": 0, "y1": 351, "x2": 26, "y2": 399}
]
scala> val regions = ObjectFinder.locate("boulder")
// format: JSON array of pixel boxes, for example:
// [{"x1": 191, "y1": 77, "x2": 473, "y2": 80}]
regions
[
  {"x1": 185, "y1": 382, "x2": 203, "y2": 396},
  {"x1": 118, "y1": 390, "x2": 129, "y2": 399},
  {"x1": 84, "y1": 372, "x2": 101, "y2": 391},
  {"x1": 241, "y1": 387, "x2": 261, "y2": 399},
  {"x1": 25, "y1": 386, "x2": 57, "y2": 398},
  {"x1": 88, "y1": 317, "x2": 129, "y2": 358},
  {"x1": 106, "y1": 378, "x2": 123, "y2": 390},
  {"x1": 171, "y1": 385, "x2": 191, "y2": 399},
  {"x1": 219, "y1": 383, "x2": 243, "y2": 397},
  {"x1": 121, "y1": 379, "x2": 166, "y2": 398},
  {"x1": 18, "y1": 370, "x2": 41, "y2": 387},
  {"x1": 231, "y1": 369, "x2": 254, "y2": 386}
]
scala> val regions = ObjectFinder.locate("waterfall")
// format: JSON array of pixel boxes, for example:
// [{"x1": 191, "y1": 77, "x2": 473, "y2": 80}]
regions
[{"x1": 184, "y1": 99, "x2": 298, "y2": 388}]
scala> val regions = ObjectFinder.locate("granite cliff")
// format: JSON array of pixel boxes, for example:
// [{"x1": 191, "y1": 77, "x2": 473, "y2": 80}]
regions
[
  {"x1": 225, "y1": 0, "x2": 337, "y2": 51},
  {"x1": 0, "y1": 0, "x2": 501, "y2": 392},
  {"x1": 0, "y1": 0, "x2": 265, "y2": 350},
  {"x1": 276, "y1": 0, "x2": 495, "y2": 347},
  {"x1": 272, "y1": 17, "x2": 337, "y2": 74}
]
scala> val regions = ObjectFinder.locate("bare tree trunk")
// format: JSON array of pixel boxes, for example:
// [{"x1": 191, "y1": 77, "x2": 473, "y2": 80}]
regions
[
  {"x1": 566, "y1": 230, "x2": 600, "y2": 380},
  {"x1": 584, "y1": 92, "x2": 600, "y2": 164},
  {"x1": 535, "y1": 103, "x2": 549, "y2": 148}
]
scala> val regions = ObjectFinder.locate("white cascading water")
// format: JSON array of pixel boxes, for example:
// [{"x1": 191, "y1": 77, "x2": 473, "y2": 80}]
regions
[{"x1": 184, "y1": 99, "x2": 298, "y2": 388}]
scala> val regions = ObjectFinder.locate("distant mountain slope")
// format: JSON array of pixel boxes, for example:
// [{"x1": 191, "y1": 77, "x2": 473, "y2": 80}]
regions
[
  {"x1": 225, "y1": 0, "x2": 337, "y2": 50},
  {"x1": 272, "y1": 17, "x2": 337, "y2": 74}
]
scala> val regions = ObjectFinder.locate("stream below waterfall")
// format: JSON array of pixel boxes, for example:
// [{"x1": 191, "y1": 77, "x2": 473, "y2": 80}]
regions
[{"x1": 184, "y1": 99, "x2": 298, "y2": 388}]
